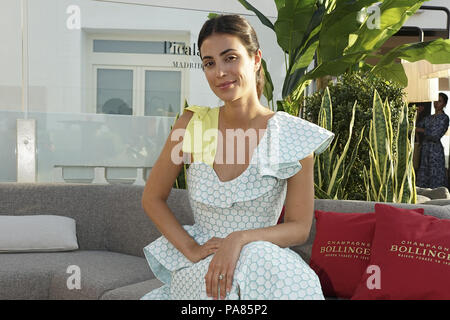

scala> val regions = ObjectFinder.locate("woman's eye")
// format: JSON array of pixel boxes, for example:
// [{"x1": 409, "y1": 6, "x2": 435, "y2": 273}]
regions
[
  {"x1": 203, "y1": 61, "x2": 213, "y2": 68},
  {"x1": 227, "y1": 56, "x2": 237, "y2": 62}
]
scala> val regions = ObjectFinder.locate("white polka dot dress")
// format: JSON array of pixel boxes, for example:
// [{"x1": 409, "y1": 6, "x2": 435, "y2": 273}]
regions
[{"x1": 141, "y1": 109, "x2": 335, "y2": 300}]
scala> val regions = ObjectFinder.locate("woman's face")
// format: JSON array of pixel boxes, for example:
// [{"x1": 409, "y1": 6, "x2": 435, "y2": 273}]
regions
[
  {"x1": 200, "y1": 33, "x2": 261, "y2": 102},
  {"x1": 434, "y1": 95, "x2": 446, "y2": 112}
]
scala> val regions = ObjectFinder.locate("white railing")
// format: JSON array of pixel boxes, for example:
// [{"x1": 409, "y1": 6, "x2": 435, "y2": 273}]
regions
[{"x1": 53, "y1": 165, "x2": 149, "y2": 185}]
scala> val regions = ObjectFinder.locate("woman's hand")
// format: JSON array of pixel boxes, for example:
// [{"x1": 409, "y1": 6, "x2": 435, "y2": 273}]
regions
[
  {"x1": 187, "y1": 237, "x2": 223, "y2": 263},
  {"x1": 204, "y1": 231, "x2": 245, "y2": 300}
]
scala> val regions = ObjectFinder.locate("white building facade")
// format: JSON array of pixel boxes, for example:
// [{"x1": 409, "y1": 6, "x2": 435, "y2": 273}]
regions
[{"x1": 0, "y1": 0, "x2": 448, "y2": 183}]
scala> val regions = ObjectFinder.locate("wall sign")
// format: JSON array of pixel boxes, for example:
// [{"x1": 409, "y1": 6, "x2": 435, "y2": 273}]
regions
[{"x1": 165, "y1": 41, "x2": 203, "y2": 70}]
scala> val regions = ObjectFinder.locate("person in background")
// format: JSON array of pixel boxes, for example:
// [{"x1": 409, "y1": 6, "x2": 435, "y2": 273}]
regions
[
  {"x1": 412, "y1": 102, "x2": 431, "y2": 170},
  {"x1": 415, "y1": 93, "x2": 449, "y2": 189},
  {"x1": 414, "y1": 102, "x2": 427, "y2": 144}
]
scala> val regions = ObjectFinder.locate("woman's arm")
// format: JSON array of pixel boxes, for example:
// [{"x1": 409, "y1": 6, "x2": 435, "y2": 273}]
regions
[{"x1": 142, "y1": 111, "x2": 220, "y2": 262}]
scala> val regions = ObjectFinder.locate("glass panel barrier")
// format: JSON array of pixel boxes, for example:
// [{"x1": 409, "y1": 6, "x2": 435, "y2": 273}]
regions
[{"x1": 0, "y1": 110, "x2": 174, "y2": 183}]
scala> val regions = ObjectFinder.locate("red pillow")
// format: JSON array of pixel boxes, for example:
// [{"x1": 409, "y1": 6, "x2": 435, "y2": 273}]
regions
[
  {"x1": 310, "y1": 208, "x2": 424, "y2": 298},
  {"x1": 309, "y1": 210, "x2": 376, "y2": 298},
  {"x1": 351, "y1": 203, "x2": 450, "y2": 300}
]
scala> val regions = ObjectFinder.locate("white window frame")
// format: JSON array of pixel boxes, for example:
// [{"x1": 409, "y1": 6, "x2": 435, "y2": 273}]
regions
[
  {"x1": 85, "y1": 32, "x2": 191, "y2": 116},
  {"x1": 93, "y1": 65, "x2": 138, "y2": 115}
]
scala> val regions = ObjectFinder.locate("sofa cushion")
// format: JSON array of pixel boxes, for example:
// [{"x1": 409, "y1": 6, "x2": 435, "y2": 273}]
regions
[
  {"x1": 309, "y1": 211, "x2": 375, "y2": 298},
  {"x1": 416, "y1": 186, "x2": 450, "y2": 199},
  {"x1": 0, "y1": 251, "x2": 154, "y2": 300},
  {"x1": 48, "y1": 251, "x2": 155, "y2": 299},
  {"x1": 0, "y1": 215, "x2": 78, "y2": 252},
  {"x1": 100, "y1": 278, "x2": 164, "y2": 300},
  {"x1": 416, "y1": 194, "x2": 431, "y2": 204},
  {"x1": 0, "y1": 184, "x2": 109, "y2": 251},
  {"x1": 310, "y1": 208, "x2": 424, "y2": 299},
  {"x1": 352, "y1": 203, "x2": 450, "y2": 300},
  {"x1": 0, "y1": 263, "x2": 53, "y2": 299},
  {"x1": 105, "y1": 187, "x2": 194, "y2": 258},
  {"x1": 422, "y1": 198, "x2": 450, "y2": 206},
  {"x1": 291, "y1": 199, "x2": 450, "y2": 264}
]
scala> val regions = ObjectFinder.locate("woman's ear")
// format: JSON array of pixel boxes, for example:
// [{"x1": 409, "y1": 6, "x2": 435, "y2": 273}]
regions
[{"x1": 254, "y1": 49, "x2": 262, "y2": 71}]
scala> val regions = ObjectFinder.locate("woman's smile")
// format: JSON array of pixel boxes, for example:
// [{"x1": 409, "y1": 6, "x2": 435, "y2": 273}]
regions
[{"x1": 218, "y1": 80, "x2": 237, "y2": 90}]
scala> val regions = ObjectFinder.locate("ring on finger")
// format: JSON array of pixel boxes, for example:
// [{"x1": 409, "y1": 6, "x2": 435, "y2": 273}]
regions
[{"x1": 218, "y1": 274, "x2": 225, "y2": 281}]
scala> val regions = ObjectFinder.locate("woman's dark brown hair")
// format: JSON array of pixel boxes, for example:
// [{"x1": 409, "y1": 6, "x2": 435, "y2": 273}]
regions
[{"x1": 198, "y1": 14, "x2": 265, "y2": 100}]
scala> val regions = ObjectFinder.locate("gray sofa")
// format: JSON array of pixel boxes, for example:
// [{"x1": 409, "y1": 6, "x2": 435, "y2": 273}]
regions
[{"x1": 1, "y1": 183, "x2": 449, "y2": 300}]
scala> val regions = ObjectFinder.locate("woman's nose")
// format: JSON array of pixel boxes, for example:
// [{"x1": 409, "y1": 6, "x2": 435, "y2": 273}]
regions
[{"x1": 215, "y1": 64, "x2": 227, "y2": 77}]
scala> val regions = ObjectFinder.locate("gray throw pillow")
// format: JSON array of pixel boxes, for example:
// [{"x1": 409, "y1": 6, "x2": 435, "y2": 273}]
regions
[
  {"x1": 0, "y1": 215, "x2": 79, "y2": 252},
  {"x1": 416, "y1": 186, "x2": 450, "y2": 199}
]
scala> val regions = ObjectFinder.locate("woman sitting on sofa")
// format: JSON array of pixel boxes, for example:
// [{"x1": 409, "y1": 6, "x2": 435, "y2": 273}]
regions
[{"x1": 140, "y1": 14, "x2": 335, "y2": 300}]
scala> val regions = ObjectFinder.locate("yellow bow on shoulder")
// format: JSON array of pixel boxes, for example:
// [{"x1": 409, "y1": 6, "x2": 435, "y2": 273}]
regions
[{"x1": 181, "y1": 105, "x2": 220, "y2": 168}]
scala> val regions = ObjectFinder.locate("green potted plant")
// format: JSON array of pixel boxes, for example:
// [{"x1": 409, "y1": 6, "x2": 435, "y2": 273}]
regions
[{"x1": 304, "y1": 71, "x2": 414, "y2": 200}]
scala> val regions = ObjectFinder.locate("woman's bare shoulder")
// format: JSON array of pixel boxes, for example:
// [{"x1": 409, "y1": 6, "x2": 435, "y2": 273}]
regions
[{"x1": 143, "y1": 110, "x2": 195, "y2": 200}]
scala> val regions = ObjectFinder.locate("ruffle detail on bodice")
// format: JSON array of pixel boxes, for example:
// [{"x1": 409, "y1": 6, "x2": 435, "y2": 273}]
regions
[
  {"x1": 185, "y1": 110, "x2": 335, "y2": 208},
  {"x1": 254, "y1": 111, "x2": 335, "y2": 179},
  {"x1": 186, "y1": 162, "x2": 283, "y2": 208}
]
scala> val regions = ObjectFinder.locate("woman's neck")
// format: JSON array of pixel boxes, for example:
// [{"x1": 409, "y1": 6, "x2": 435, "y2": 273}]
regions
[{"x1": 221, "y1": 96, "x2": 267, "y2": 129}]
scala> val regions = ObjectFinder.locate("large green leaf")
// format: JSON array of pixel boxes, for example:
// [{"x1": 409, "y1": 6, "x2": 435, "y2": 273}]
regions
[
  {"x1": 345, "y1": 0, "x2": 426, "y2": 56},
  {"x1": 372, "y1": 61, "x2": 408, "y2": 86},
  {"x1": 289, "y1": 2, "x2": 326, "y2": 67},
  {"x1": 261, "y1": 58, "x2": 274, "y2": 102},
  {"x1": 274, "y1": 0, "x2": 286, "y2": 11},
  {"x1": 374, "y1": 38, "x2": 450, "y2": 70},
  {"x1": 308, "y1": 0, "x2": 426, "y2": 85},
  {"x1": 371, "y1": 38, "x2": 450, "y2": 86},
  {"x1": 318, "y1": 0, "x2": 380, "y2": 63},
  {"x1": 282, "y1": 3, "x2": 325, "y2": 99},
  {"x1": 282, "y1": 32, "x2": 320, "y2": 98},
  {"x1": 304, "y1": 50, "x2": 372, "y2": 81},
  {"x1": 237, "y1": 0, "x2": 275, "y2": 30},
  {"x1": 274, "y1": 0, "x2": 316, "y2": 54},
  {"x1": 283, "y1": 66, "x2": 309, "y2": 99}
]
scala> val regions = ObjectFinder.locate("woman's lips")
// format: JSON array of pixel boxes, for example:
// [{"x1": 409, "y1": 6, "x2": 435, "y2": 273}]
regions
[{"x1": 218, "y1": 81, "x2": 236, "y2": 89}]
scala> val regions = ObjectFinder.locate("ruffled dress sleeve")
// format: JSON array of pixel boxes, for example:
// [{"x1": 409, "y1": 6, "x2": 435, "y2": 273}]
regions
[{"x1": 255, "y1": 111, "x2": 335, "y2": 179}]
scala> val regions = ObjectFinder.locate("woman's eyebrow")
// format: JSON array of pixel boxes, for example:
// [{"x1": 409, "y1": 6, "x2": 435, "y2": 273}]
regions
[{"x1": 201, "y1": 48, "x2": 237, "y2": 61}]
